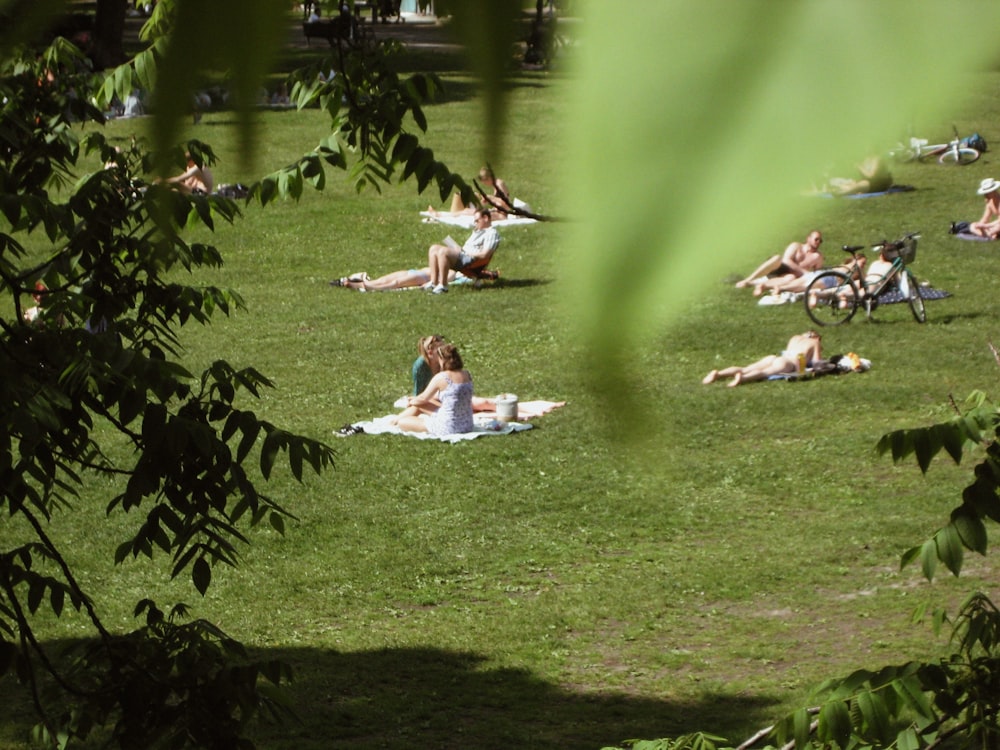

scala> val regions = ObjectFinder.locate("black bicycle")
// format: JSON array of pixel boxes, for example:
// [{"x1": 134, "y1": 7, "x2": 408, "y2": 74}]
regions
[{"x1": 804, "y1": 232, "x2": 925, "y2": 326}]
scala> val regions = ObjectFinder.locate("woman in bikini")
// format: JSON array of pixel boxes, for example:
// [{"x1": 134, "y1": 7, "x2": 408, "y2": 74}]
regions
[{"x1": 702, "y1": 331, "x2": 822, "y2": 387}]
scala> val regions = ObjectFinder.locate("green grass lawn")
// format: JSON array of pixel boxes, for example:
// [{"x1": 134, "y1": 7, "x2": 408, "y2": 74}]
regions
[{"x1": 4, "y1": 33, "x2": 1000, "y2": 750}]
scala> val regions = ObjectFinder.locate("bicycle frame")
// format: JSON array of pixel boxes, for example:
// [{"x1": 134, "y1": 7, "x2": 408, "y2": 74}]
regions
[{"x1": 804, "y1": 233, "x2": 925, "y2": 325}]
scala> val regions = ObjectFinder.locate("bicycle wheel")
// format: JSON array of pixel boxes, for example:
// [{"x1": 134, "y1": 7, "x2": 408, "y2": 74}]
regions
[
  {"x1": 938, "y1": 147, "x2": 980, "y2": 165},
  {"x1": 905, "y1": 270, "x2": 926, "y2": 323},
  {"x1": 804, "y1": 271, "x2": 858, "y2": 326}
]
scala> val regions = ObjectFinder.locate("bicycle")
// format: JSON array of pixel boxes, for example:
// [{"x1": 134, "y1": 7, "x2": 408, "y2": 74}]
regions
[
  {"x1": 803, "y1": 232, "x2": 926, "y2": 326},
  {"x1": 888, "y1": 127, "x2": 980, "y2": 165}
]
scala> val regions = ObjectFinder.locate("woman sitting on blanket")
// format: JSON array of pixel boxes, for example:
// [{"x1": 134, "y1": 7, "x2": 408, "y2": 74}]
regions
[
  {"x1": 411, "y1": 335, "x2": 497, "y2": 413},
  {"x1": 391, "y1": 343, "x2": 475, "y2": 435},
  {"x1": 426, "y1": 166, "x2": 517, "y2": 222},
  {"x1": 702, "y1": 331, "x2": 822, "y2": 387}
]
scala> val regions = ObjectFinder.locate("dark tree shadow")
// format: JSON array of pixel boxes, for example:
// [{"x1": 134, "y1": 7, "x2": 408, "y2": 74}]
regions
[
  {"x1": 0, "y1": 643, "x2": 780, "y2": 750},
  {"x1": 255, "y1": 646, "x2": 780, "y2": 749}
]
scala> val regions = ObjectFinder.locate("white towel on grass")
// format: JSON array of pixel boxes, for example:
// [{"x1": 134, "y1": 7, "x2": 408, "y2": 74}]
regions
[{"x1": 348, "y1": 414, "x2": 532, "y2": 443}]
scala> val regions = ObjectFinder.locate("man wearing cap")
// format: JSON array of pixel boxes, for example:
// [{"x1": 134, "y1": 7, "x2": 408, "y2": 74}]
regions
[{"x1": 971, "y1": 177, "x2": 1000, "y2": 239}]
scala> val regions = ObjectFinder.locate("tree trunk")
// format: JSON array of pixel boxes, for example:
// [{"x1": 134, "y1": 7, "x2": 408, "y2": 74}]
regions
[{"x1": 90, "y1": 0, "x2": 128, "y2": 70}]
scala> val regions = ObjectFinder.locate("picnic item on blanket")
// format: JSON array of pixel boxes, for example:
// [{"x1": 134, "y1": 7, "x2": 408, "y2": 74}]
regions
[
  {"x1": 494, "y1": 393, "x2": 518, "y2": 422},
  {"x1": 767, "y1": 353, "x2": 871, "y2": 381}
]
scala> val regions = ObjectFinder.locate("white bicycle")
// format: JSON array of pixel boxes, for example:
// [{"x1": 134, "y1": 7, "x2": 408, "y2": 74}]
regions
[{"x1": 889, "y1": 127, "x2": 980, "y2": 165}]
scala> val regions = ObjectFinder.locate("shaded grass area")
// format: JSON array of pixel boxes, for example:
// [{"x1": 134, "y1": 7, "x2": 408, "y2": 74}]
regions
[{"x1": 3, "y1": 51, "x2": 1000, "y2": 750}]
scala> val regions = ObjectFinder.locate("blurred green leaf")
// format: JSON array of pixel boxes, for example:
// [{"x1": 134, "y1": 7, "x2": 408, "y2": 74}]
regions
[{"x1": 564, "y1": 1, "x2": 1000, "y2": 415}]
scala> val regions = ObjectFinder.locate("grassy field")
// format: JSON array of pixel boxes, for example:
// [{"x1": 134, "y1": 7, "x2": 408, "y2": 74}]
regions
[{"x1": 4, "y1": 20, "x2": 1000, "y2": 750}]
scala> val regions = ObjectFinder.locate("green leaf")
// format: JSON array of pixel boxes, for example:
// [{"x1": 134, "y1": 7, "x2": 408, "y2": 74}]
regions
[
  {"x1": 192, "y1": 556, "x2": 211, "y2": 596},
  {"x1": 818, "y1": 700, "x2": 852, "y2": 748},
  {"x1": 563, "y1": 1, "x2": 1000, "y2": 415},
  {"x1": 920, "y1": 539, "x2": 938, "y2": 581},
  {"x1": 892, "y1": 674, "x2": 934, "y2": 719},
  {"x1": 260, "y1": 431, "x2": 280, "y2": 480},
  {"x1": 792, "y1": 707, "x2": 811, "y2": 750},
  {"x1": 951, "y1": 506, "x2": 987, "y2": 554},
  {"x1": 935, "y1": 523, "x2": 964, "y2": 576},
  {"x1": 857, "y1": 689, "x2": 890, "y2": 743}
]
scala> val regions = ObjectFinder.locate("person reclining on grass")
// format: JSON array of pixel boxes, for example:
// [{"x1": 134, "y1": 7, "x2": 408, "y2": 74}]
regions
[
  {"x1": 702, "y1": 331, "x2": 822, "y2": 388},
  {"x1": 807, "y1": 245, "x2": 894, "y2": 309},
  {"x1": 329, "y1": 265, "x2": 499, "y2": 292},
  {"x1": 824, "y1": 154, "x2": 894, "y2": 196},
  {"x1": 426, "y1": 166, "x2": 518, "y2": 223},
  {"x1": 755, "y1": 255, "x2": 866, "y2": 298},
  {"x1": 735, "y1": 230, "x2": 825, "y2": 289}
]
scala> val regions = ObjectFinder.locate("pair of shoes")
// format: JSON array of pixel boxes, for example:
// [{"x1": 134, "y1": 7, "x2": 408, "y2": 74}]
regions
[
  {"x1": 432, "y1": 284, "x2": 448, "y2": 294},
  {"x1": 330, "y1": 278, "x2": 346, "y2": 287},
  {"x1": 336, "y1": 423, "x2": 364, "y2": 437}
]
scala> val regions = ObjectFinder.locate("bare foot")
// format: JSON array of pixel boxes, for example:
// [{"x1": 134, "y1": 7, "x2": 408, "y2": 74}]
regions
[
  {"x1": 734, "y1": 279, "x2": 749, "y2": 289},
  {"x1": 426, "y1": 205, "x2": 439, "y2": 216},
  {"x1": 727, "y1": 372, "x2": 743, "y2": 388},
  {"x1": 753, "y1": 284, "x2": 766, "y2": 297},
  {"x1": 702, "y1": 370, "x2": 719, "y2": 385}
]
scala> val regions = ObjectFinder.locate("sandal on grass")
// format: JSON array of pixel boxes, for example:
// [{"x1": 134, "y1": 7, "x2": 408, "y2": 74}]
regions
[{"x1": 335, "y1": 423, "x2": 364, "y2": 437}]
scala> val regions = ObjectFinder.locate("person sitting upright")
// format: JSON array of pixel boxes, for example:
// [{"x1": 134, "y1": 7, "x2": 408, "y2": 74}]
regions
[
  {"x1": 425, "y1": 208, "x2": 500, "y2": 294},
  {"x1": 164, "y1": 152, "x2": 214, "y2": 195},
  {"x1": 391, "y1": 343, "x2": 474, "y2": 435},
  {"x1": 970, "y1": 177, "x2": 1000, "y2": 239},
  {"x1": 735, "y1": 230, "x2": 825, "y2": 289}
]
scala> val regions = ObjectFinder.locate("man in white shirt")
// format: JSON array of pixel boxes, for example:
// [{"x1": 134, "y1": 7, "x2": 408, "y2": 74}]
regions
[{"x1": 424, "y1": 208, "x2": 501, "y2": 294}]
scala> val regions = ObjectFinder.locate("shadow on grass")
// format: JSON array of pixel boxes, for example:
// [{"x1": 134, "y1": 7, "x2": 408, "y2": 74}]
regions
[
  {"x1": 0, "y1": 643, "x2": 780, "y2": 750},
  {"x1": 256, "y1": 645, "x2": 780, "y2": 749},
  {"x1": 486, "y1": 278, "x2": 552, "y2": 290}
]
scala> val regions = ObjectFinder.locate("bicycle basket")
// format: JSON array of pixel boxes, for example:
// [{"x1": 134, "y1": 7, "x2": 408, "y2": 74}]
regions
[{"x1": 883, "y1": 237, "x2": 917, "y2": 263}]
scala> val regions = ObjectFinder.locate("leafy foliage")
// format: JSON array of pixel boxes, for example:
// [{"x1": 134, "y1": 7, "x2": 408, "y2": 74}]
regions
[
  {"x1": 0, "y1": 39, "x2": 333, "y2": 746},
  {"x1": 877, "y1": 391, "x2": 1000, "y2": 580},
  {"x1": 33, "y1": 601, "x2": 294, "y2": 750}
]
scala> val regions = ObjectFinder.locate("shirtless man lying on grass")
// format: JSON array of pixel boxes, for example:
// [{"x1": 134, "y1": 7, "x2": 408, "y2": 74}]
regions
[{"x1": 735, "y1": 230, "x2": 824, "y2": 290}]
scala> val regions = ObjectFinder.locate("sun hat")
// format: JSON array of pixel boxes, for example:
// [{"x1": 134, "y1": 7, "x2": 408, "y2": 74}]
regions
[{"x1": 977, "y1": 177, "x2": 1000, "y2": 195}]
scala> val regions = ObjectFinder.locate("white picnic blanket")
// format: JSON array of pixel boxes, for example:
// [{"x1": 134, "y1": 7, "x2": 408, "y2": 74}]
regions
[
  {"x1": 350, "y1": 414, "x2": 533, "y2": 443},
  {"x1": 419, "y1": 212, "x2": 538, "y2": 229}
]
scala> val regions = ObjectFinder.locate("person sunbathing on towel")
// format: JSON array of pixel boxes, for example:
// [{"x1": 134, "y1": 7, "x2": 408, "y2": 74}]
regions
[
  {"x1": 330, "y1": 265, "x2": 498, "y2": 292},
  {"x1": 735, "y1": 230, "x2": 825, "y2": 289},
  {"x1": 426, "y1": 165, "x2": 517, "y2": 222},
  {"x1": 702, "y1": 331, "x2": 822, "y2": 387},
  {"x1": 755, "y1": 255, "x2": 866, "y2": 298},
  {"x1": 824, "y1": 154, "x2": 893, "y2": 196}
]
